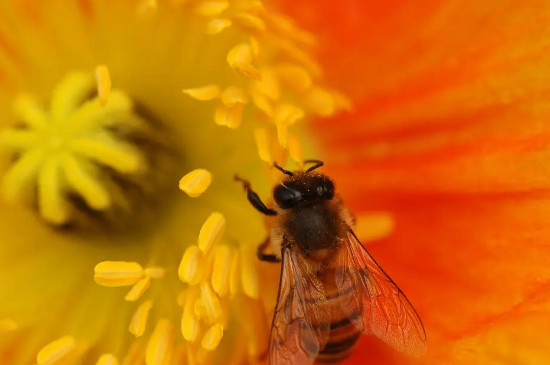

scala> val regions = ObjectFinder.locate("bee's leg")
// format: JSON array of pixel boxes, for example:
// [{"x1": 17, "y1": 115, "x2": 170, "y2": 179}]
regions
[
  {"x1": 234, "y1": 175, "x2": 277, "y2": 216},
  {"x1": 257, "y1": 237, "x2": 281, "y2": 263}
]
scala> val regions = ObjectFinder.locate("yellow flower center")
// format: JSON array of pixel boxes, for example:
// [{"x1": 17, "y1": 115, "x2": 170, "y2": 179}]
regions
[{"x1": 0, "y1": 1, "x2": 350, "y2": 364}]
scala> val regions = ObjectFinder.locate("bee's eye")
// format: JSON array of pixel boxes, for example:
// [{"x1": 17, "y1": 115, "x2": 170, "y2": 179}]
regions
[
  {"x1": 324, "y1": 180, "x2": 334, "y2": 199},
  {"x1": 274, "y1": 185, "x2": 301, "y2": 209}
]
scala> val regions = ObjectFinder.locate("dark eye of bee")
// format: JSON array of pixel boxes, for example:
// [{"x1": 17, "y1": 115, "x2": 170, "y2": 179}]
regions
[
  {"x1": 273, "y1": 184, "x2": 301, "y2": 209},
  {"x1": 321, "y1": 179, "x2": 335, "y2": 200}
]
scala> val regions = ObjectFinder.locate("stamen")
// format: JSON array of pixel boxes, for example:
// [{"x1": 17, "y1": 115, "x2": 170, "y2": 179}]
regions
[
  {"x1": 50, "y1": 72, "x2": 94, "y2": 123},
  {"x1": 96, "y1": 354, "x2": 119, "y2": 365},
  {"x1": 229, "y1": 253, "x2": 240, "y2": 297},
  {"x1": 201, "y1": 324, "x2": 224, "y2": 351},
  {"x1": 145, "y1": 320, "x2": 174, "y2": 365},
  {"x1": 275, "y1": 64, "x2": 312, "y2": 91},
  {"x1": 182, "y1": 85, "x2": 221, "y2": 101},
  {"x1": 304, "y1": 87, "x2": 336, "y2": 117},
  {"x1": 200, "y1": 282, "x2": 223, "y2": 323},
  {"x1": 233, "y1": 13, "x2": 266, "y2": 32},
  {"x1": 181, "y1": 289, "x2": 200, "y2": 342},
  {"x1": 240, "y1": 244, "x2": 259, "y2": 298},
  {"x1": 227, "y1": 43, "x2": 261, "y2": 79},
  {"x1": 121, "y1": 343, "x2": 145, "y2": 365},
  {"x1": 253, "y1": 128, "x2": 272, "y2": 162},
  {"x1": 129, "y1": 300, "x2": 153, "y2": 338},
  {"x1": 124, "y1": 276, "x2": 151, "y2": 302},
  {"x1": 211, "y1": 244, "x2": 232, "y2": 296},
  {"x1": 206, "y1": 18, "x2": 232, "y2": 35},
  {"x1": 198, "y1": 212, "x2": 226, "y2": 253},
  {"x1": 94, "y1": 261, "x2": 144, "y2": 287},
  {"x1": 250, "y1": 89, "x2": 274, "y2": 116},
  {"x1": 144, "y1": 267, "x2": 166, "y2": 279},
  {"x1": 95, "y1": 65, "x2": 112, "y2": 106},
  {"x1": 179, "y1": 245, "x2": 201, "y2": 283},
  {"x1": 214, "y1": 103, "x2": 244, "y2": 128},
  {"x1": 38, "y1": 158, "x2": 68, "y2": 225},
  {"x1": 0, "y1": 319, "x2": 17, "y2": 332},
  {"x1": 287, "y1": 133, "x2": 303, "y2": 168},
  {"x1": 37, "y1": 336, "x2": 76, "y2": 365},
  {"x1": 254, "y1": 68, "x2": 280, "y2": 100},
  {"x1": 179, "y1": 169, "x2": 212, "y2": 197},
  {"x1": 221, "y1": 87, "x2": 248, "y2": 106},
  {"x1": 13, "y1": 94, "x2": 48, "y2": 128},
  {"x1": 194, "y1": 0, "x2": 229, "y2": 17}
]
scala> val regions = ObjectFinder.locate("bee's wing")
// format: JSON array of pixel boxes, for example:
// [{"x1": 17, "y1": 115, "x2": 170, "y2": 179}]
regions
[
  {"x1": 333, "y1": 229, "x2": 427, "y2": 356},
  {"x1": 269, "y1": 242, "x2": 331, "y2": 365}
]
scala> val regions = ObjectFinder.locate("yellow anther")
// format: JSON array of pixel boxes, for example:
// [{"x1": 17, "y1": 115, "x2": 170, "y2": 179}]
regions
[
  {"x1": 182, "y1": 289, "x2": 200, "y2": 342},
  {"x1": 201, "y1": 324, "x2": 224, "y2": 351},
  {"x1": 332, "y1": 91, "x2": 353, "y2": 112},
  {"x1": 250, "y1": 88, "x2": 274, "y2": 116},
  {"x1": 276, "y1": 121, "x2": 288, "y2": 148},
  {"x1": 250, "y1": 36, "x2": 261, "y2": 57},
  {"x1": 305, "y1": 87, "x2": 336, "y2": 117},
  {"x1": 233, "y1": 13, "x2": 266, "y2": 32},
  {"x1": 125, "y1": 276, "x2": 151, "y2": 302},
  {"x1": 255, "y1": 69, "x2": 280, "y2": 100},
  {"x1": 37, "y1": 336, "x2": 76, "y2": 365},
  {"x1": 194, "y1": 0, "x2": 229, "y2": 16},
  {"x1": 94, "y1": 261, "x2": 144, "y2": 287},
  {"x1": 211, "y1": 244, "x2": 232, "y2": 296},
  {"x1": 253, "y1": 128, "x2": 272, "y2": 163},
  {"x1": 144, "y1": 267, "x2": 166, "y2": 279},
  {"x1": 198, "y1": 212, "x2": 226, "y2": 252},
  {"x1": 146, "y1": 320, "x2": 174, "y2": 365},
  {"x1": 0, "y1": 319, "x2": 17, "y2": 332},
  {"x1": 221, "y1": 87, "x2": 248, "y2": 107},
  {"x1": 121, "y1": 343, "x2": 145, "y2": 365},
  {"x1": 177, "y1": 291, "x2": 186, "y2": 307},
  {"x1": 206, "y1": 18, "x2": 232, "y2": 35},
  {"x1": 227, "y1": 43, "x2": 261, "y2": 79},
  {"x1": 178, "y1": 245, "x2": 201, "y2": 283},
  {"x1": 129, "y1": 300, "x2": 153, "y2": 338},
  {"x1": 214, "y1": 104, "x2": 244, "y2": 129},
  {"x1": 179, "y1": 169, "x2": 212, "y2": 198},
  {"x1": 95, "y1": 65, "x2": 112, "y2": 106},
  {"x1": 200, "y1": 282, "x2": 223, "y2": 323},
  {"x1": 96, "y1": 353, "x2": 119, "y2": 365},
  {"x1": 182, "y1": 85, "x2": 221, "y2": 101},
  {"x1": 240, "y1": 244, "x2": 259, "y2": 298},
  {"x1": 287, "y1": 133, "x2": 303, "y2": 168},
  {"x1": 229, "y1": 253, "x2": 240, "y2": 297},
  {"x1": 355, "y1": 213, "x2": 395, "y2": 241},
  {"x1": 276, "y1": 64, "x2": 312, "y2": 91},
  {"x1": 274, "y1": 103, "x2": 305, "y2": 127}
]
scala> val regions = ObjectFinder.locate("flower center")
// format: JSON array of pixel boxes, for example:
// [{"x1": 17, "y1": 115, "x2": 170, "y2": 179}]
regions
[{"x1": 0, "y1": 69, "x2": 179, "y2": 229}]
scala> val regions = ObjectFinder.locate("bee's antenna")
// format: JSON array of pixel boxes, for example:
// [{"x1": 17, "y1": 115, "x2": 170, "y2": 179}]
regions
[
  {"x1": 304, "y1": 159, "x2": 324, "y2": 172},
  {"x1": 273, "y1": 162, "x2": 293, "y2": 176}
]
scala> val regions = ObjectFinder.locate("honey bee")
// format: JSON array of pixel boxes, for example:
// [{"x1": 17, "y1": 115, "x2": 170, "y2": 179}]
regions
[{"x1": 236, "y1": 160, "x2": 426, "y2": 364}]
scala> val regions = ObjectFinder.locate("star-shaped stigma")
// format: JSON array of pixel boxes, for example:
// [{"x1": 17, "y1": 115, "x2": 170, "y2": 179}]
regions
[{"x1": 0, "y1": 71, "x2": 145, "y2": 225}]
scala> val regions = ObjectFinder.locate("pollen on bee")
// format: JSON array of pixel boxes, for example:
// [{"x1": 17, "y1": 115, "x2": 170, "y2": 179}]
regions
[
  {"x1": 96, "y1": 353, "x2": 119, "y2": 365},
  {"x1": 145, "y1": 320, "x2": 174, "y2": 365},
  {"x1": 179, "y1": 169, "x2": 212, "y2": 198},
  {"x1": 0, "y1": 319, "x2": 17, "y2": 332},
  {"x1": 201, "y1": 324, "x2": 224, "y2": 351},
  {"x1": 37, "y1": 336, "x2": 76, "y2": 365},
  {"x1": 182, "y1": 85, "x2": 221, "y2": 101},
  {"x1": 129, "y1": 300, "x2": 153, "y2": 338},
  {"x1": 95, "y1": 65, "x2": 111, "y2": 106},
  {"x1": 94, "y1": 261, "x2": 144, "y2": 287},
  {"x1": 124, "y1": 276, "x2": 151, "y2": 302},
  {"x1": 198, "y1": 212, "x2": 226, "y2": 253}
]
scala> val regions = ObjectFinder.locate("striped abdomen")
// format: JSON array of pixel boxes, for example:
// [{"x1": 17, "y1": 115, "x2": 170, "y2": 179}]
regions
[{"x1": 314, "y1": 270, "x2": 361, "y2": 363}]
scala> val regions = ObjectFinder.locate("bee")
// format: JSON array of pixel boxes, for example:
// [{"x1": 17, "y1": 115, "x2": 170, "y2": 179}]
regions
[{"x1": 236, "y1": 160, "x2": 426, "y2": 364}]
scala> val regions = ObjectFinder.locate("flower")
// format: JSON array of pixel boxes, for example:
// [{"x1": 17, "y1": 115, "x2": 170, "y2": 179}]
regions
[
  {"x1": 0, "y1": 1, "x2": 346, "y2": 364},
  {"x1": 280, "y1": 0, "x2": 550, "y2": 364}
]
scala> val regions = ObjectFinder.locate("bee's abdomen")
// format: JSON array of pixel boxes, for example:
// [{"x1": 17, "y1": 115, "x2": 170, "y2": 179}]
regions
[{"x1": 313, "y1": 274, "x2": 362, "y2": 364}]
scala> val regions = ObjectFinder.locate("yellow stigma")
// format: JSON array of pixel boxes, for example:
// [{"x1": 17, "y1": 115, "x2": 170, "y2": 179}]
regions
[{"x1": 0, "y1": 68, "x2": 147, "y2": 225}]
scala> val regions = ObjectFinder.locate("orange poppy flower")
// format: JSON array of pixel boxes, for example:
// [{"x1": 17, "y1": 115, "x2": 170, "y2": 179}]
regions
[{"x1": 280, "y1": 1, "x2": 550, "y2": 364}]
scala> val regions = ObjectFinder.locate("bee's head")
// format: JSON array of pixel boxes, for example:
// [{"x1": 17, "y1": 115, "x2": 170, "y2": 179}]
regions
[{"x1": 272, "y1": 161, "x2": 334, "y2": 209}]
